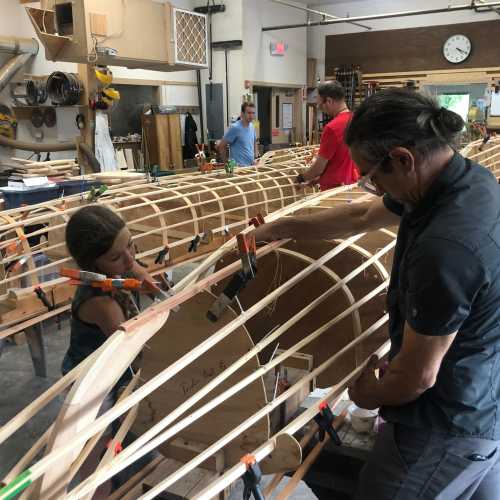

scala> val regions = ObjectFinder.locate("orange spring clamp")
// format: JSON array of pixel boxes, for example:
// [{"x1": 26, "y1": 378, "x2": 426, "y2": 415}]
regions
[
  {"x1": 240, "y1": 454, "x2": 264, "y2": 500},
  {"x1": 248, "y1": 213, "x2": 265, "y2": 228},
  {"x1": 237, "y1": 233, "x2": 257, "y2": 279},
  {"x1": 106, "y1": 439, "x2": 123, "y2": 455}
]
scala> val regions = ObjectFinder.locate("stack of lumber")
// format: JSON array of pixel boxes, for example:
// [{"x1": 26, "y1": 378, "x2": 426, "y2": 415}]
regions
[{"x1": 7, "y1": 158, "x2": 79, "y2": 178}]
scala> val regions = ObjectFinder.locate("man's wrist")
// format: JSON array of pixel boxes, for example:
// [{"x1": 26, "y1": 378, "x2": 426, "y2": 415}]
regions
[{"x1": 296, "y1": 173, "x2": 306, "y2": 184}]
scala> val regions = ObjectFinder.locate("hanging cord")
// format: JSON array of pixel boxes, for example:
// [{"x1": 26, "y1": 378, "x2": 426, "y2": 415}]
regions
[{"x1": 264, "y1": 250, "x2": 283, "y2": 316}]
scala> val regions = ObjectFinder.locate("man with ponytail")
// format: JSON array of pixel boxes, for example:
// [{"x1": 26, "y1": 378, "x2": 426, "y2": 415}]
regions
[{"x1": 254, "y1": 88, "x2": 500, "y2": 499}]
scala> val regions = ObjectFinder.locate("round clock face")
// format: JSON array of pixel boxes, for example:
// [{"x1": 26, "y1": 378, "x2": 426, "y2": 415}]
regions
[{"x1": 443, "y1": 34, "x2": 472, "y2": 64}]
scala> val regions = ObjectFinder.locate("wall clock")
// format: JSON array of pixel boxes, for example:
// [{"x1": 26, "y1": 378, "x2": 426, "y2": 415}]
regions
[{"x1": 443, "y1": 34, "x2": 472, "y2": 64}]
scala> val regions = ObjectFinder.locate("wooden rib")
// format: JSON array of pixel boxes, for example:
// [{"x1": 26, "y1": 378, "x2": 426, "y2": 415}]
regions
[
  {"x1": 1, "y1": 241, "x2": 282, "y2": 498},
  {"x1": 2, "y1": 423, "x2": 54, "y2": 484},
  {"x1": 11, "y1": 235, "x2": 361, "y2": 498},
  {"x1": 66, "y1": 237, "x2": 392, "y2": 494},
  {"x1": 77, "y1": 370, "x2": 141, "y2": 500},
  {"x1": 278, "y1": 247, "x2": 363, "y2": 350},
  {"x1": 191, "y1": 341, "x2": 390, "y2": 500},
  {"x1": 68, "y1": 280, "x2": 390, "y2": 499},
  {"x1": 275, "y1": 409, "x2": 349, "y2": 500},
  {"x1": 66, "y1": 369, "x2": 141, "y2": 488},
  {"x1": 0, "y1": 169, "x2": 313, "y2": 291},
  {"x1": 139, "y1": 323, "x2": 391, "y2": 500}
]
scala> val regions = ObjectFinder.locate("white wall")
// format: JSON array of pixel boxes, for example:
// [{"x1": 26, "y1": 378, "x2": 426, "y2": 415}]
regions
[
  {"x1": 192, "y1": 0, "x2": 245, "y2": 137},
  {"x1": 0, "y1": 0, "x2": 199, "y2": 160},
  {"x1": 307, "y1": 0, "x2": 499, "y2": 79},
  {"x1": 243, "y1": 0, "x2": 307, "y2": 87},
  {"x1": 194, "y1": 0, "x2": 308, "y2": 140}
]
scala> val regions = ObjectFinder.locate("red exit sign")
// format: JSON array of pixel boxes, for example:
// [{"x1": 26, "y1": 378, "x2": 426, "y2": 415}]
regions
[{"x1": 270, "y1": 41, "x2": 287, "y2": 56}]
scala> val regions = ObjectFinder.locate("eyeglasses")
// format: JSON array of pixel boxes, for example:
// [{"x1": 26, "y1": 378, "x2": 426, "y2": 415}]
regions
[{"x1": 357, "y1": 157, "x2": 386, "y2": 195}]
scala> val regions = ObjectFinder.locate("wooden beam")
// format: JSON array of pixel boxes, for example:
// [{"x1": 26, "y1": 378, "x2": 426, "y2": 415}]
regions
[
  {"x1": 113, "y1": 77, "x2": 196, "y2": 87},
  {"x1": 191, "y1": 341, "x2": 390, "y2": 500}
]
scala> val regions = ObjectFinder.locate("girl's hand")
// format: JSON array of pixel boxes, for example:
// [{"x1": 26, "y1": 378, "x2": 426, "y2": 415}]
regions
[
  {"x1": 140, "y1": 274, "x2": 162, "y2": 295},
  {"x1": 132, "y1": 261, "x2": 162, "y2": 294}
]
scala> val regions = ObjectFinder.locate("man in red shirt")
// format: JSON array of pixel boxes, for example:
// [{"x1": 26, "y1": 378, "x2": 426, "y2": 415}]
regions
[{"x1": 298, "y1": 81, "x2": 359, "y2": 190}]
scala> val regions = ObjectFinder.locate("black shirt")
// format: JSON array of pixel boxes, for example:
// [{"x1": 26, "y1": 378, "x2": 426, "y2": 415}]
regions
[{"x1": 381, "y1": 152, "x2": 500, "y2": 439}]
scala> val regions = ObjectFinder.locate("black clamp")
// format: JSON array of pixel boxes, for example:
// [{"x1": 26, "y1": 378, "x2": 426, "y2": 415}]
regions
[
  {"x1": 155, "y1": 245, "x2": 170, "y2": 265},
  {"x1": 34, "y1": 286, "x2": 54, "y2": 311},
  {"x1": 206, "y1": 233, "x2": 257, "y2": 323},
  {"x1": 237, "y1": 233, "x2": 257, "y2": 280},
  {"x1": 296, "y1": 173, "x2": 306, "y2": 185},
  {"x1": 314, "y1": 401, "x2": 342, "y2": 446},
  {"x1": 241, "y1": 455, "x2": 264, "y2": 500},
  {"x1": 188, "y1": 234, "x2": 201, "y2": 253}
]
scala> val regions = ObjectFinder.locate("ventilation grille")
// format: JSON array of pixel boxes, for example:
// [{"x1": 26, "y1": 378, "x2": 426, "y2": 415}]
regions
[{"x1": 173, "y1": 8, "x2": 208, "y2": 67}]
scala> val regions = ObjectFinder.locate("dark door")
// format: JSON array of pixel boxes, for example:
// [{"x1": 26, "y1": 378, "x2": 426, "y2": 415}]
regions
[
  {"x1": 205, "y1": 83, "x2": 224, "y2": 141},
  {"x1": 254, "y1": 86, "x2": 272, "y2": 152}
]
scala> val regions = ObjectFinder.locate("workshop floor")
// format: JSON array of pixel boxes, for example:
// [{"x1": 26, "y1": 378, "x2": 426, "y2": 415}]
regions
[{"x1": 0, "y1": 269, "x2": 317, "y2": 498}]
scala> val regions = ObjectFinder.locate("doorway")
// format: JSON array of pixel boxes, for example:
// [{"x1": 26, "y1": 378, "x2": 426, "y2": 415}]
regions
[{"x1": 254, "y1": 86, "x2": 272, "y2": 152}]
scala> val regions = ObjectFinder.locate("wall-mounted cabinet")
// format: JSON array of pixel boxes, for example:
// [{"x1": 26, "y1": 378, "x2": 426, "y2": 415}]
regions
[{"x1": 26, "y1": 0, "x2": 208, "y2": 72}]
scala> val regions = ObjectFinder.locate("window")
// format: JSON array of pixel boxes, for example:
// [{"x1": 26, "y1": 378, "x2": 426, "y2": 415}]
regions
[{"x1": 438, "y1": 94, "x2": 470, "y2": 123}]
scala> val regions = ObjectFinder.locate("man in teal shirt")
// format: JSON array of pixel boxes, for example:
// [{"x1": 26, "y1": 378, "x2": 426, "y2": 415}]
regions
[{"x1": 217, "y1": 102, "x2": 258, "y2": 166}]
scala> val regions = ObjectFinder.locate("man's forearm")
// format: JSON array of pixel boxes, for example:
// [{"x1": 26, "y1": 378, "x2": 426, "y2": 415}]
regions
[
  {"x1": 303, "y1": 156, "x2": 328, "y2": 182},
  {"x1": 370, "y1": 366, "x2": 429, "y2": 408}
]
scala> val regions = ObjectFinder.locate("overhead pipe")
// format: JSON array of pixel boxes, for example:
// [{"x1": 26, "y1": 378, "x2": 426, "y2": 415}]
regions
[
  {"x1": 269, "y1": 0, "x2": 371, "y2": 30},
  {"x1": 0, "y1": 36, "x2": 39, "y2": 56},
  {"x1": 0, "y1": 53, "x2": 31, "y2": 94},
  {"x1": 0, "y1": 36, "x2": 39, "y2": 93},
  {"x1": 262, "y1": 1, "x2": 500, "y2": 31}
]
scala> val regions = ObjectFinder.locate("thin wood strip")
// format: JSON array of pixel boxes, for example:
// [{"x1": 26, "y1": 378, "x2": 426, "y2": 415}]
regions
[
  {"x1": 2, "y1": 424, "x2": 54, "y2": 484},
  {"x1": 18, "y1": 236, "x2": 359, "y2": 495},
  {"x1": 0, "y1": 304, "x2": 71, "y2": 340},
  {"x1": 106, "y1": 456, "x2": 166, "y2": 500},
  {"x1": 262, "y1": 424, "x2": 318, "y2": 497},
  {"x1": 1, "y1": 241, "x2": 284, "y2": 495},
  {"x1": 78, "y1": 370, "x2": 142, "y2": 500},
  {"x1": 0, "y1": 165, "x2": 307, "y2": 232},
  {"x1": 66, "y1": 370, "x2": 141, "y2": 488},
  {"x1": 68, "y1": 275, "x2": 390, "y2": 498},
  {"x1": 275, "y1": 409, "x2": 349, "y2": 500},
  {"x1": 141, "y1": 327, "x2": 391, "y2": 500}
]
